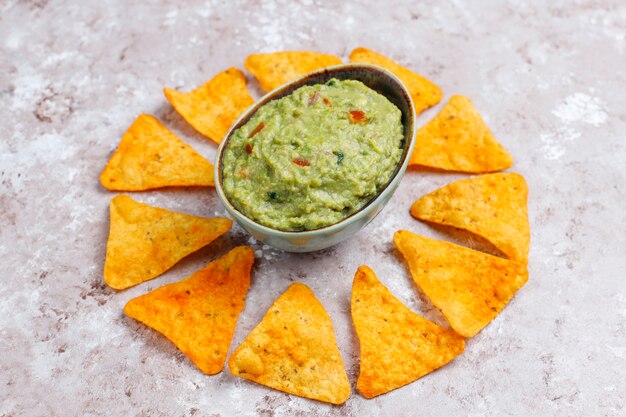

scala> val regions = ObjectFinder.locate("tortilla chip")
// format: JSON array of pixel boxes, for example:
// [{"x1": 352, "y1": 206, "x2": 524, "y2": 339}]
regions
[
  {"x1": 164, "y1": 67, "x2": 254, "y2": 144},
  {"x1": 104, "y1": 194, "x2": 232, "y2": 290},
  {"x1": 352, "y1": 265, "x2": 464, "y2": 398},
  {"x1": 245, "y1": 51, "x2": 342, "y2": 92},
  {"x1": 410, "y1": 173, "x2": 529, "y2": 262},
  {"x1": 99, "y1": 114, "x2": 214, "y2": 191},
  {"x1": 124, "y1": 246, "x2": 254, "y2": 374},
  {"x1": 228, "y1": 283, "x2": 350, "y2": 404},
  {"x1": 409, "y1": 95, "x2": 513, "y2": 172},
  {"x1": 349, "y1": 47, "x2": 442, "y2": 115},
  {"x1": 393, "y1": 230, "x2": 528, "y2": 338}
]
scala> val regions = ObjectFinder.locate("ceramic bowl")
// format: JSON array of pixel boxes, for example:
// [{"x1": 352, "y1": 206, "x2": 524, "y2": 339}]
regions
[{"x1": 214, "y1": 63, "x2": 416, "y2": 252}]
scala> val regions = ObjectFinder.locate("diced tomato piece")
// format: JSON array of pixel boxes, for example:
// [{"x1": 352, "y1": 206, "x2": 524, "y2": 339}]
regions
[{"x1": 292, "y1": 157, "x2": 310, "y2": 167}]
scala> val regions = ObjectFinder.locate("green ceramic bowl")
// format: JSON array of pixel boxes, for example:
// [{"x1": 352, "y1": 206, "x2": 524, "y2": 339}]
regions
[{"x1": 215, "y1": 63, "x2": 416, "y2": 252}]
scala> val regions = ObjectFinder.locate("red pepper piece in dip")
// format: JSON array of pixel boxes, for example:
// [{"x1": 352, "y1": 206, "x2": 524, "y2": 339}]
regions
[
  {"x1": 292, "y1": 157, "x2": 310, "y2": 167},
  {"x1": 348, "y1": 110, "x2": 367, "y2": 123},
  {"x1": 248, "y1": 122, "x2": 266, "y2": 138}
]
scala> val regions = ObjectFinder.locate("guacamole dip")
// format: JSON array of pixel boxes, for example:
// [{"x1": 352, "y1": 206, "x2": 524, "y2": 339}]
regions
[{"x1": 222, "y1": 78, "x2": 404, "y2": 231}]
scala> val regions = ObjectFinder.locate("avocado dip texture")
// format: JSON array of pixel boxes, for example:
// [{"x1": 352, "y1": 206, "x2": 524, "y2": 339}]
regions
[{"x1": 222, "y1": 78, "x2": 404, "y2": 231}]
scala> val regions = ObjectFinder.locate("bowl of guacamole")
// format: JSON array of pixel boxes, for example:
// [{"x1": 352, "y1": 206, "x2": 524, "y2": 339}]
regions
[{"x1": 215, "y1": 64, "x2": 417, "y2": 252}]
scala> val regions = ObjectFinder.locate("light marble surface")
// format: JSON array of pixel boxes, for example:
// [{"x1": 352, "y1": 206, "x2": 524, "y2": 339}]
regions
[{"x1": 1, "y1": 1, "x2": 625, "y2": 416}]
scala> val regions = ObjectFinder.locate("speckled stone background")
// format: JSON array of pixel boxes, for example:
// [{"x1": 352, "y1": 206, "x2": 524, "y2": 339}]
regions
[{"x1": 1, "y1": 1, "x2": 625, "y2": 416}]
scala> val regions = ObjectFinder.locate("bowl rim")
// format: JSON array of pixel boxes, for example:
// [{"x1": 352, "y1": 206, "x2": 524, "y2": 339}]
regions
[{"x1": 214, "y1": 62, "x2": 417, "y2": 237}]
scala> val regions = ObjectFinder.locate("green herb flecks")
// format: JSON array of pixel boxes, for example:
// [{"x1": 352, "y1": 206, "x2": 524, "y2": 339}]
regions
[{"x1": 337, "y1": 150, "x2": 344, "y2": 165}]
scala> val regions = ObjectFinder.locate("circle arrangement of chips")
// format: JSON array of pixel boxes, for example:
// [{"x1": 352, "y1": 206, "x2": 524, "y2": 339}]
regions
[{"x1": 100, "y1": 48, "x2": 530, "y2": 403}]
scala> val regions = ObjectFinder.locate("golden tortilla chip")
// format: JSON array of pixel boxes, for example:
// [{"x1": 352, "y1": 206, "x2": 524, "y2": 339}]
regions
[
  {"x1": 164, "y1": 67, "x2": 254, "y2": 144},
  {"x1": 245, "y1": 51, "x2": 342, "y2": 92},
  {"x1": 349, "y1": 47, "x2": 442, "y2": 115},
  {"x1": 352, "y1": 265, "x2": 464, "y2": 398},
  {"x1": 104, "y1": 194, "x2": 232, "y2": 290},
  {"x1": 228, "y1": 283, "x2": 350, "y2": 404},
  {"x1": 410, "y1": 173, "x2": 529, "y2": 262},
  {"x1": 124, "y1": 246, "x2": 254, "y2": 374},
  {"x1": 394, "y1": 230, "x2": 528, "y2": 338},
  {"x1": 100, "y1": 114, "x2": 214, "y2": 191},
  {"x1": 409, "y1": 95, "x2": 513, "y2": 172}
]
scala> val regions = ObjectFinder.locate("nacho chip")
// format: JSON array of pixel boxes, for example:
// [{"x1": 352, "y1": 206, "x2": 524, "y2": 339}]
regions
[
  {"x1": 393, "y1": 230, "x2": 528, "y2": 338},
  {"x1": 164, "y1": 67, "x2": 254, "y2": 143},
  {"x1": 99, "y1": 114, "x2": 214, "y2": 191},
  {"x1": 409, "y1": 95, "x2": 513, "y2": 172},
  {"x1": 104, "y1": 194, "x2": 232, "y2": 290},
  {"x1": 352, "y1": 265, "x2": 464, "y2": 398},
  {"x1": 410, "y1": 173, "x2": 529, "y2": 262},
  {"x1": 245, "y1": 51, "x2": 342, "y2": 92},
  {"x1": 228, "y1": 283, "x2": 350, "y2": 404},
  {"x1": 349, "y1": 47, "x2": 442, "y2": 115},
  {"x1": 124, "y1": 246, "x2": 253, "y2": 374}
]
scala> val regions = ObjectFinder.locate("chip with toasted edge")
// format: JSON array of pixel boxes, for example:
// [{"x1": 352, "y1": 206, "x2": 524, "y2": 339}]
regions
[
  {"x1": 164, "y1": 67, "x2": 254, "y2": 144},
  {"x1": 104, "y1": 194, "x2": 232, "y2": 290},
  {"x1": 245, "y1": 51, "x2": 342, "y2": 92},
  {"x1": 410, "y1": 173, "x2": 529, "y2": 263},
  {"x1": 99, "y1": 114, "x2": 214, "y2": 191},
  {"x1": 124, "y1": 246, "x2": 254, "y2": 374},
  {"x1": 409, "y1": 95, "x2": 513, "y2": 172},
  {"x1": 393, "y1": 230, "x2": 528, "y2": 338},
  {"x1": 349, "y1": 47, "x2": 442, "y2": 115},
  {"x1": 228, "y1": 283, "x2": 350, "y2": 404},
  {"x1": 352, "y1": 265, "x2": 464, "y2": 398}
]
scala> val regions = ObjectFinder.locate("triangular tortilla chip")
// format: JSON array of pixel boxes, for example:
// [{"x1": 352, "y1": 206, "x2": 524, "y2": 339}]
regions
[
  {"x1": 124, "y1": 246, "x2": 254, "y2": 374},
  {"x1": 352, "y1": 265, "x2": 464, "y2": 398},
  {"x1": 100, "y1": 114, "x2": 214, "y2": 190},
  {"x1": 104, "y1": 194, "x2": 232, "y2": 289},
  {"x1": 349, "y1": 47, "x2": 442, "y2": 115},
  {"x1": 164, "y1": 67, "x2": 254, "y2": 143},
  {"x1": 410, "y1": 173, "x2": 529, "y2": 262},
  {"x1": 245, "y1": 51, "x2": 342, "y2": 92},
  {"x1": 228, "y1": 283, "x2": 350, "y2": 404},
  {"x1": 393, "y1": 230, "x2": 528, "y2": 338},
  {"x1": 409, "y1": 95, "x2": 513, "y2": 172}
]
